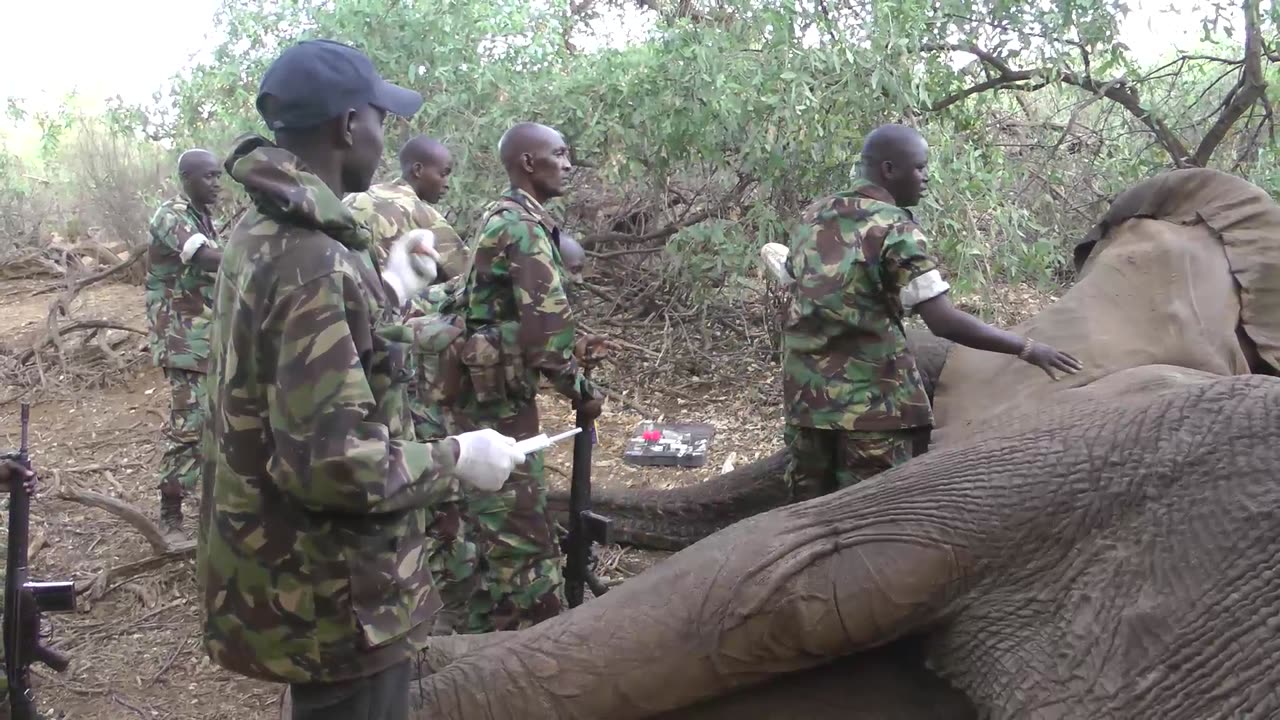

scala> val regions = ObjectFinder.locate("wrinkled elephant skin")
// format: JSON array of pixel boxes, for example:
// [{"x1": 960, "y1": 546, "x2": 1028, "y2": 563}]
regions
[{"x1": 413, "y1": 367, "x2": 1280, "y2": 718}]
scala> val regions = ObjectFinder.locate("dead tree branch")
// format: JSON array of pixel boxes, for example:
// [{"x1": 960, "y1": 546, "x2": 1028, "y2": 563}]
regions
[
  {"x1": 925, "y1": 42, "x2": 1194, "y2": 164},
  {"x1": 18, "y1": 321, "x2": 145, "y2": 367},
  {"x1": 1191, "y1": 0, "x2": 1267, "y2": 166},
  {"x1": 923, "y1": 16, "x2": 1274, "y2": 169},
  {"x1": 49, "y1": 470, "x2": 195, "y2": 598}
]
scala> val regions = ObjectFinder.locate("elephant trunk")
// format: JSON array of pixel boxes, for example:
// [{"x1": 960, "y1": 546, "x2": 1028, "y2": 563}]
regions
[
  {"x1": 547, "y1": 329, "x2": 953, "y2": 552},
  {"x1": 549, "y1": 450, "x2": 789, "y2": 550}
]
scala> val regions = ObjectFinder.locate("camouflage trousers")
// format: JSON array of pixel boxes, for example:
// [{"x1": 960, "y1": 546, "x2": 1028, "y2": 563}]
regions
[
  {"x1": 422, "y1": 500, "x2": 478, "y2": 635},
  {"x1": 463, "y1": 451, "x2": 564, "y2": 633},
  {"x1": 158, "y1": 368, "x2": 207, "y2": 499},
  {"x1": 783, "y1": 423, "x2": 920, "y2": 503},
  {"x1": 408, "y1": 398, "x2": 480, "y2": 636}
]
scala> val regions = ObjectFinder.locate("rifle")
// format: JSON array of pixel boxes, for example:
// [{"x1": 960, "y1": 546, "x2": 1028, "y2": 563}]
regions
[
  {"x1": 562, "y1": 386, "x2": 613, "y2": 608},
  {"x1": 4, "y1": 404, "x2": 75, "y2": 719}
]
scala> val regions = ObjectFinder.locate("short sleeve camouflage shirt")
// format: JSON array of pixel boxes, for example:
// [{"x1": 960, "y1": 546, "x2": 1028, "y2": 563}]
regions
[
  {"x1": 781, "y1": 179, "x2": 940, "y2": 431},
  {"x1": 144, "y1": 196, "x2": 219, "y2": 372}
]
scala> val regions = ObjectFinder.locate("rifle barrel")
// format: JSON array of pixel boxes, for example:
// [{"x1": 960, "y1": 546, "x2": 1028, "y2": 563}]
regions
[
  {"x1": 566, "y1": 404, "x2": 594, "y2": 608},
  {"x1": 5, "y1": 404, "x2": 32, "y2": 716}
]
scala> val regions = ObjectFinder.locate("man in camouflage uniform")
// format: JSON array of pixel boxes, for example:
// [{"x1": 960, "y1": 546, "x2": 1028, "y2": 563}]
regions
[
  {"x1": 782, "y1": 123, "x2": 1083, "y2": 501},
  {"x1": 144, "y1": 148, "x2": 223, "y2": 538},
  {"x1": 198, "y1": 39, "x2": 525, "y2": 720},
  {"x1": 345, "y1": 134, "x2": 470, "y2": 306},
  {"x1": 344, "y1": 135, "x2": 475, "y2": 635},
  {"x1": 458, "y1": 121, "x2": 604, "y2": 633}
]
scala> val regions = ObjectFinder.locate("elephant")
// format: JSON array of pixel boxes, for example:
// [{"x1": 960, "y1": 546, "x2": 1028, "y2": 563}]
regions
[
  {"x1": 549, "y1": 166, "x2": 1280, "y2": 550},
  {"x1": 275, "y1": 168, "x2": 1280, "y2": 718}
]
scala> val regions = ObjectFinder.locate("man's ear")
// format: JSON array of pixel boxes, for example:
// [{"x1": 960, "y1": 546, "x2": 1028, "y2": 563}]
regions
[
  {"x1": 880, "y1": 159, "x2": 896, "y2": 179},
  {"x1": 410, "y1": 161, "x2": 424, "y2": 179},
  {"x1": 337, "y1": 109, "x2": 359, "y2": 149},
  {"x1": 520, "y1": 152, "x2": 535, "y2": 174}
]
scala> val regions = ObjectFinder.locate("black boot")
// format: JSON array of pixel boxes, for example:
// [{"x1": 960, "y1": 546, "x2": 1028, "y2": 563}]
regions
[{"x1": 160, "y1": 492, "x2": 185, "y2": 540}]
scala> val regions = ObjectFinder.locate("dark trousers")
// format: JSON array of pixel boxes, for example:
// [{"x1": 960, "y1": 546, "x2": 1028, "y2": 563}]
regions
[{"x1": 290, "y1": 660, "x2": 411, "y2": 720}]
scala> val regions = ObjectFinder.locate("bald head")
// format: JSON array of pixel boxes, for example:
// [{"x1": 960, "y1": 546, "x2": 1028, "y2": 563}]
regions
[
  {"x1": 559, "y1": 233, "x2": 585, "y2": 279},
  {"x1": 858, "y1": 123, "x2": 929, "y2": 208},
  {"x1": 177, "y1": 149, "x2": 222, "y2": 209},
  {"x1": 178, "y1": 149, "x2": 218, "y2": 177},
  {"x1": 398, "y1": 135, "x2": 452, "y2": 203},
  {"x1": 399, "y1": 136, "x2": 449, "y2": 173},
  {"x1": 497, "y1": 122, "x2": 572, "y2": 203},
  {"x1": 498, "y1": 123, "x2": 560, "y2": 169}
]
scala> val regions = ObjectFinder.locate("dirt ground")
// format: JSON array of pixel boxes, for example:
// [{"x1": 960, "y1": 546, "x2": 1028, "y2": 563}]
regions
[
  {"x1": 0, "y1": 278, "x2": 791, "y2": 719},
  {"x1": 0, "y1": 274, "x2": 1053, "y2": 719}
]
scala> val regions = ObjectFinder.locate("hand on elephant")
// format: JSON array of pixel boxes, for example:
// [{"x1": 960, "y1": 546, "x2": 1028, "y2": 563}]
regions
[{"x1": 1020, "y1": 340, "x2": 1084, "y2": 380}]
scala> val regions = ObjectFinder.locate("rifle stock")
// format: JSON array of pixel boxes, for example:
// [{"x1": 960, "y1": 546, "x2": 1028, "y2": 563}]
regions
[{"x1": 4, "y1": 404, "x2": 76, "y2": 719}]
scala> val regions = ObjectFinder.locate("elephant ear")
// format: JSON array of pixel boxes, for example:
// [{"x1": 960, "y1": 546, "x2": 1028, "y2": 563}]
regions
[{"x1": 1073, "y1": 168, "x2": 1280, "y2": 372}]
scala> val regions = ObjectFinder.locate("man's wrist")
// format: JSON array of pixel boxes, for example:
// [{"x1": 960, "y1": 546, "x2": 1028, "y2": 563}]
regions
[{"x1": 1017, "y1": 337, "x2": 1035, "y2": 360}]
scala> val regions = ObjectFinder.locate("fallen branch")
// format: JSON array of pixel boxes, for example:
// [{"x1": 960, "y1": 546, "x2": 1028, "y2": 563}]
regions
[
  {"x1": 55, "y1": 244, "x2": 146, "y2": 304},
  {"x1": 592, "y1": 381, "x2": 659, "y2": 418},
  {"x1": 80, "y1": 545, "x2": 196, "y2": 599},
  {"x1": 18, "y1": 320, "x2": 145, "y2": 367},
  {"x1": 584, "y1": 208, "x2": 715, "y2": 248},
  {"x1": 55, "y1": 483, "x2": 171, "y2": 555},
  {"x1": 48, "y1": 470, "x2": 196, "y2": 597}
]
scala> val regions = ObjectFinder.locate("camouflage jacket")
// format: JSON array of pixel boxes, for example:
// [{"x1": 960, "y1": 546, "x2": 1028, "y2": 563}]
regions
[
  {"x1": 198, "y1": 135, "x2": 461, "y2": 685},
  {"x1": 782, "y1": 179, "x2": 939, "y2": 431},
  {"x1": 144, "y1": 195, "x2": 220, "y2": 372},
  {"x1": 460, "y1": 188, "x2": 594, "y2": 422},
  {"x1": 344, "y1": 179, "x2": 470, "y2": 308}
]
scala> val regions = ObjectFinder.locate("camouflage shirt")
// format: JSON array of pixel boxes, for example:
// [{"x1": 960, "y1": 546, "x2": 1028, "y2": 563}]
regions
[
  {"x1": 461, "y1": 188, "x2": 594, "y2": 420},
  {"x1": 198, "y1": 135, "x2": 461, "y2": 685},
  {"x1": 344, "y1": 179, "x2": 471, "y2": 306},
  {"x1": 782, "y1": 179, "x2": 940, "y2": 431},
  {"x1": 144, "y1": 195, "x2": 219, "y2": 372}
]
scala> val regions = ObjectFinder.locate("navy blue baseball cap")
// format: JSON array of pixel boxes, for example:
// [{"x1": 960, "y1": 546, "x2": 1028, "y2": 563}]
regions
[{"x1": 256, "y1": 39, "x2": 423, "y2": 131}]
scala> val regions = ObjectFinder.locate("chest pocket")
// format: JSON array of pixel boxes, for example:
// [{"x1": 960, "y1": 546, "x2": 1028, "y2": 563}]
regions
[
  {"x1": 459, "y1": 321, "x2": 528, "y2": 405},
  {"x1": 368, "y1": 324, "x2": 414, "y2": 427},
  {"x1": 408, "y1": 313, "x2": 467, "y2": 408}
]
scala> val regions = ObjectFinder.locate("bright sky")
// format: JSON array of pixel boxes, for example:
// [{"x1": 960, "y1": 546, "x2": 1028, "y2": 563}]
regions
[{"x1": 0, "y1": 0, "x2": 1235, "y2": 116}]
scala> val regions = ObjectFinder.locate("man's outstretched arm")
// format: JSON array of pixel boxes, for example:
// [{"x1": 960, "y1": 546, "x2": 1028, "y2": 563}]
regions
[
  {"x1": 914, "y1": 293, "x2": 1083, "y2": 380},
  {"x1": 879, "y1": 222, "x2": 1083, "y2": 381}
]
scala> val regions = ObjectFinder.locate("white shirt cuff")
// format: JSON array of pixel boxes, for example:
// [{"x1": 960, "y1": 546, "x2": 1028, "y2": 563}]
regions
[
  {"x1": 900, "y1": 269, "x2": 949, "y2": 311},
  {"x1": 180, "y1": 233, "x2": 209, "y2": 264}
]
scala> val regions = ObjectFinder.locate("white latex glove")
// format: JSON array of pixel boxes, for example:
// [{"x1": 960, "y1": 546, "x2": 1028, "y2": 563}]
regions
[
  {"x1": 383, "y1": 229, "x2": 440, "y2": 304},
  {"x1": 760, "y1": 242, "x2": 793, "y2": 286},
  {"x1": 453, "y1": 429, "x2": 526, "y2": 492}
]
